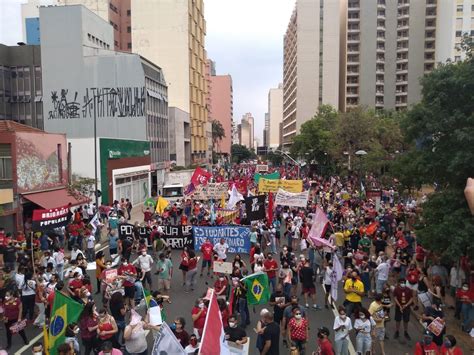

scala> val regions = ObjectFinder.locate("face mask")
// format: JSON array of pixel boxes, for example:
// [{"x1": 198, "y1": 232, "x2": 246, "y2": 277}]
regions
[
  {"x1": 33, "y1": 352, "x2": 43, "y2": 355},
  {"x1": 86, "y1": 291, "x2": 91, "y2": 297},
  {"x1": 123, "y1": 262, "x2": 128, "y2": 266},
  {"x1": 444, "y1": 340, "x2": 452, "y2": 348},
  {"x1": 283, "y1": 248, "x2": 287, "y2": 251},
  {"x1": 141, "y1": 252, "x2": 146, "y2": 256},
  {"x1": 106, "y1": 265, "x2": 111, "y2": 269},
  {"x1": 424, "y1": 338, "x2": 432, "y2": 345},
  {"x1": 359, "y1": 314, "x2": 365, "y2": 319},
  {"x1": 462, "y1": 286, "x2": 469, "y2": 291},
  {"x1": 199, "y1": 303, "x2": 205, "y2": 309},
  {"x1": 4, "y1": 296, "x2": 11, "y2": 301},
  {"x1": 351, "y1": 276, "x2": 357, "y2": 281},
  {"x1": 74, "y1": 328, "x2": 80, "y2": 335},
  {"x1": 219, "y1": 277, "x2": 225, "y2": 282},
  {"x1": 400, "y1": 284, "x2": 406, "y2": 288},
  {"x1": 170, "y1": 323, "x2": 176, "y2": 330},
  {"x1": 295, "y1": 314, "x2": 302, "y2": 319},
  {"x1": 229, "y1": 322, "x2": 237, "y2": 328}
]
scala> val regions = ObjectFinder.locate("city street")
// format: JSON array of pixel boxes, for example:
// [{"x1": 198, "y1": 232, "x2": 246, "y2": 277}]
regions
[{"x1": 7, "y1": 247, "x2": 430, "y2": 355}]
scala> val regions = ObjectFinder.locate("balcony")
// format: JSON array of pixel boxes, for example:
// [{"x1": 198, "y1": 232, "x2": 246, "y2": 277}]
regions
[
  {"x1": 346, "y1": 81, "x2": 359, "y2": 87},
  {"x1": 398, "y1": 12, "x2": 410, "y2": 20},
  {"x1": 396, "y1": 68, "x2": 408, "y2": 74},
  {"x1": 425, "y1": 46, "x2": 435, "y2": 52},
  {"x1": 426, "y1": 11, "x2": 436, "y2": 18},
  {"x1": 347, "y1": 37, "x2": 360, "y2": 44},
  {"x1": 398, "y1": 3, "x2": 410, "y2": 10},
  {"x1": 426, "y1": 1, "x2": 436, "y2": 8},
  {"x1": 346, "y1": 70, "x2": 359, "y2": 76},
  {"x1": 397, "y1": 46, "x2": 409, "y2": 53},
  {"x1": 346, "y1": 92, "x2": 359, "y2": 98},
  {"x1": 376, "y1": 91, "x2": 384, "y2": 96},
  {"x1": 348, "y1": 27, "x2": 360, "y2": 33},
  {"x1": 396, "y1": 57, "x2": 408, "y2": 63},
  {"x1": 348, "y1": 16, "x2": 360, "y2": 23}
]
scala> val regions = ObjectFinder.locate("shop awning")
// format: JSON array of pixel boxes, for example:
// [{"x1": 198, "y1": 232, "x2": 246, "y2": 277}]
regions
[{"x1": 23, "y1": 188, "x2": 90, "y2": 210}]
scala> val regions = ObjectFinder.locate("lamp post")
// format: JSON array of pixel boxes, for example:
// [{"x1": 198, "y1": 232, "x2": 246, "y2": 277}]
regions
[
  {"x1": 355, "y1": 149, "x2": 368, "y2": 187},
  {"x1": 274, "y1": 149, "x2": 300, "y2": 179}
]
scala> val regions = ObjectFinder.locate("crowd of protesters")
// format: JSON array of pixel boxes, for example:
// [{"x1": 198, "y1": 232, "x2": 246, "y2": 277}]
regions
[{"x1": 0, "y1": 163, "x2": 472, "y2": 355}]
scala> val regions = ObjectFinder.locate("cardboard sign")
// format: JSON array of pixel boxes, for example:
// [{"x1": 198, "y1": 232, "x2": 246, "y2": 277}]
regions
[
  {"x1": 105, "y1": 269, "x2": 118, "y2": 284},
  {"x1": 258, "y1": 178, "x2": 303, "y2": 193},
  {"x1": 190, "y1": 183, "x2": 229, "y2": 200},
  {"x1": 427, "y1": 317, "x2": 445, "y2": 337},
  {"x1": 213, "y1": 261, "x2": 233, "y2": 274},
  {"x1": 275, "y1": 188, "x2": 309, "y2": 207},
  {"x1": 256, "y1": 164, "x2": 268, "y2": 172},
  {"x1": 258, "y1": 178, "x2": 281, "y2": 192}
]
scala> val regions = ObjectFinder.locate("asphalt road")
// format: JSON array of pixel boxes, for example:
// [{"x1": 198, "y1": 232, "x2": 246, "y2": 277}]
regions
[{"x1": 6, "y1": 247, "x2": 460, "y2": 355}]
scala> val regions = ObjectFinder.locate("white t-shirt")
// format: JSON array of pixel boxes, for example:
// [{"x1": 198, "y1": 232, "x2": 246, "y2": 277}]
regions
[
  {"x1": 323, "y1": 266, "x2": 333, "y2": 285},
  {"x1": 333, "y1": 316, "x2": 352, "y2": 341},
  {"x1": 64, "y1": 266, "x2": 83, "y2": 278},
  {"x1": 53, "y1": 251, "x2": 65, "y2": 266},
  {"x1": 87, "y1": 235, "x2": 95, "y2": 249},
  {"x1": 134, "y1": 254, "x2": 154, "y2": 272},
  {"x1": 213, "y1": 243, "x2": 229, "y2": 260},
  {"x1": 354, "y1": 317, "x2": 376, "y2": 334},
  {"x1": 376, "y1": 262, "x2": 390, "y2": 281},
  {"x1": 71, "y1": 249, "x2": 84, "y2": 261},
  {"x1": 15, "y1": 274, "x2": 36, "y2": 296}
]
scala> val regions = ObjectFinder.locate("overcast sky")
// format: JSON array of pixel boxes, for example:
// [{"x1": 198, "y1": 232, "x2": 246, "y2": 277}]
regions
[{"x1": 0, "y1": 0, "x2": 295, "y2": 143}]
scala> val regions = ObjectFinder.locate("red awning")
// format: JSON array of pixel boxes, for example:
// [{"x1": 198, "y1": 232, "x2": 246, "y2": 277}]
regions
[{"x1": 23, "y1": 188, "x2": 90, "y2": 210}]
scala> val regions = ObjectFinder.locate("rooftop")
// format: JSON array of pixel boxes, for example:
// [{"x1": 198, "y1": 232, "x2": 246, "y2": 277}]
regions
[{"x1": 0, "y1": 120, "x2": 44, "y2": 133}]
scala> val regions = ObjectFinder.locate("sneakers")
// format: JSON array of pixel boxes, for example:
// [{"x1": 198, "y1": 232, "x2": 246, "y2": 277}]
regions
[
  {"x1": 305, "y1": 303, "x2": 309, "y2": 308},
  {"x1": 404, "y1": 332, "x2": 411, "y2": 340},
  {"x1": 312, "y1": 304, "x2": 322, "y2": 310},
  {"x1": 394, "y1": 331, "x2": 399, "y2": 339}
]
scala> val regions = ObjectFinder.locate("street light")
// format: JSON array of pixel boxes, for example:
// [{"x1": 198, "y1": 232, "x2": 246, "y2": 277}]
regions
[{"x1": 273, "y1": 149, "x2": 301, "y2": 179}]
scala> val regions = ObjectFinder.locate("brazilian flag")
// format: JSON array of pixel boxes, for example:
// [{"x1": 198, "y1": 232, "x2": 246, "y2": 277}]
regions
[
  {"x1": 49, "y1": 292, "x2": 84, "y2": 355},
  {"x1": 243, "y1": 272, "x2": 271, "y2": 305}
]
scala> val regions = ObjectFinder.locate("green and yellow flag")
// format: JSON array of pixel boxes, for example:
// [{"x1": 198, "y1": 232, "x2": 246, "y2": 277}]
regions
[
  {"x1": 243, "y1": 272, "x2": 271, "y2": 305},
  {"x1": 49, "y1": 292, "x2": 84, "y2": 355},
  {"x1": 155, "y1": 196, "x2": 169, "y2": 214}
]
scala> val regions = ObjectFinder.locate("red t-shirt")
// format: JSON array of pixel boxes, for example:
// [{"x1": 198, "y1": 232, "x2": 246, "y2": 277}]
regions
[
  {"x1": 456, "y1": 289, "x2": 474, "y2": 304},
  {"x1": 407, "y1": 269, "x2": 421, "y2": 284},
  {"x1": 69, "y1": 278, "x2": 83, "y2": 292},
  {"x1": 144, "y1": 211, "x2": 153, "y2": 221},
  {"x1": 264, "y1": 259, "x2": 278, "y2": 279},
  {"x1": 0, "y1": 233, "x2": 5, "y2": 247},
  {"x1": 214, "y1": 279, "x2": 228, "y2": 294},
  {"x1": 288, "y1": 318, "x2": 308, "y2": 341},
  {"x1": 393, "y1": 286, "x2": 413, "y2": 306},
  {"x1": 318, "y1": 339, "x2": 334, "y2": 355},
  {"x1": 440, "y1": 345, "x2": 462, "y2": 355},
  {"x1": 191, "y1": 306, "x2": 207, "y2": 332},
  {"x1": 416, "y1": 245, "x2": 426, "y2": 261},
  {"x1": 414, "y1": 341, "x2": 439, "y2": 355},
  {"x1": 80, "y1": 316, "x2": 98, "y2": 340},
  {"x1": 188, "y1": 258, "x2": 198, "y2": 270},
  {"x1": 201, "y1": 242, "x2": 213, "y2": 261},
  {"x1": 118, "y1": 264, "x2": 137, "y2": 287}
]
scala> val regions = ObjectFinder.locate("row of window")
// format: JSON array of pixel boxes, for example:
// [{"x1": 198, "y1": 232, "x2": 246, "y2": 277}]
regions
[{"x1": 87, "y1": 33, "x2": 110, "y2": 50}]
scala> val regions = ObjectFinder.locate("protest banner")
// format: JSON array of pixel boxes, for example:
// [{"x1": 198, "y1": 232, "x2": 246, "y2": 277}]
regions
[
  {"x1": 162, "y1": 225, "x2": 193, "y2": 249},
  {"x1": 193, "y1": 226, "x2": 251, "y2": 254},
  {"x1": 190, "y1": 183, "x2": 229, "y2": 200},
  {"x1": 244, "y1": 195, "x2": 266, "y2": 221},
  {"x1": 274, "y1": 188, "x2": 309, "y2": 208},
  {"x1": 32, "y1": 205, "x2": 70, "y2": 231},
  {"x1": 254, "y1": 171, "x2": 280, "y2": 184},
  {"x1": 256, "y1": 164, "x2": 268, "y2": 172},
  {"x1": 427, "y1": 317, "x2": 445, "y2": 337},
  {"x1": 213, "y1": 261, "x2": 233, "y2": 274},
  {"x1": 258, "y1": 179, "x2": 303, "y2": 193},
  {"x1": 118, "y1": 223, "x2": 135, "y2": 239}
]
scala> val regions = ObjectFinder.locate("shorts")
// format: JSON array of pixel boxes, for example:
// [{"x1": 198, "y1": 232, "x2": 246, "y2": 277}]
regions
[
  {"x1": 158, "y1": 278, "x2": 171, "y2": 290},
  {"x1": 124, "y1": 285, "x2": 135, "y2": 298},
  {"x1": 302, "y1": 287, "x2": 316, "y2": 295},
  {"x1": 202, "y1": 259, "x2": 211, "y2": 268},
  {"x1": 374, "y1": 327, "x2": 385, "y2": 341},
  {"x1": 179, "y1": 263, "x2": 189, "y2": 271},
  {"x1": 324, "y1": 284, "x2": 332, "y2": 293},
  {"x1": 395, "y1": 306, "x2": 410, "y2": 322}
]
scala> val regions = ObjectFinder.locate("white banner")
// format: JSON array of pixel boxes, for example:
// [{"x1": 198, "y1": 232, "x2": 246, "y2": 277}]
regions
[{"x1": 274, "y1": 188, "x2": 309, "y2": 207}]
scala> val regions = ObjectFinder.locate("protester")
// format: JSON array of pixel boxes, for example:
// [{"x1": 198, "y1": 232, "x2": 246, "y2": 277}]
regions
[
  {"x1": 316, "y1": 326, "x2": 334, "y2": 355},
  {"x1": 260, "y1": 312, "x2": 280, "y2": 355},
  {"x1": 287, "y1": 306, "x2": 309, "y2": 355},
  {"x1": 333, "y1": 306, "x2": 352, "y2": 355}
]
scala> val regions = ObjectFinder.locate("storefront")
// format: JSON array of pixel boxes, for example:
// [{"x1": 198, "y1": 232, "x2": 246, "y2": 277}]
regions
[{"x1": 112, "y1": 166, "x2": 151, "y2": 206}]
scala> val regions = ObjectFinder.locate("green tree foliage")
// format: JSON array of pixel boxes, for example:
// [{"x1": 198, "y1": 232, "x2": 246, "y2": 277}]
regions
[
  {"x1": 231, "y1": 144, "x2": 256, "y2": 163},
  {"x1": 266, "y1": 151, "x2": 284, "y2": 166},
  {"x1": 212, "y1": 120, "x2": 226, "y2": 149},
  {"x1": 398, "y1": 41, "x2": 474, "y2": 260}
]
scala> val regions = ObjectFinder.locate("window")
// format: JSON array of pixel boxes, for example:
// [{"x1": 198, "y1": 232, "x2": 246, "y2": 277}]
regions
[
  {"x1": 0, "y1": 157, "x2": 12, "y2": 180},
  {"x1": 457, "y1": 5, "x2": 463, "y2": 12},
  {"x1": 127, "y1": 42, "x2": 132, "y2": 49},
  {"x1": 127, "y1": 9, "x2": 131, "y2": 16},
  {"x1": 456, "y1": 30, "x2": 462, "y2": 37},
  {"x1": 127, "y1": 26, "x2": 131, "y2": 33}
]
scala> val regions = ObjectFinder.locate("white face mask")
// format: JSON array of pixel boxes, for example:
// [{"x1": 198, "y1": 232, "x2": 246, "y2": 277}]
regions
[
  {"x1": 295, "y1": 314, "x2": 302, "y2": 319},
  {"x1": 228, "y1": 322, "x2": 237, "y2": 328},
  {"x1": 199, "y1": 303, "x2": 205, "y2": 309},
  {"x1": 359, "y1": 315, "x2": 365, "y2": 319},
  {"x1": 123, "y1": 262, "x2": 128, "y2": 266},
  {"x1": 74, "y1": 328, "x2": 80, "y2": 334},
  {"x1": 33, "y1": 352, "x2": 43, "y2": 355},
  {"x1": 4, "y1": 296, "x2": 11, "y2": 301},
  {"x1": 463, "y1": 286, "x2": 469, "y2": 291}
]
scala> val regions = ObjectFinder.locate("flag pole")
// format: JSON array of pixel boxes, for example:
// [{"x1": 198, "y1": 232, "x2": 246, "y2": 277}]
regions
[{"x1": 198, "y1": 288, "x2": 214, "y2": 355}]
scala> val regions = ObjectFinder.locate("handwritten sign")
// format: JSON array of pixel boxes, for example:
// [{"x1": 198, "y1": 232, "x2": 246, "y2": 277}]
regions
[
  {"x1": 190, "y1": 183, "x2": 229, "y2": 200},
  {"x1": 162, "y1": 225, "x2": 194, "y2": 249},
  {"x1": 213, "y1": 261, "x2": 233, "y2": 274},
  {"x1": 258, "y1": 178, "x2": 303, "y2": 193},
  {"x1": 105, "y1": 269, "x2": 118, "y2": 284},
  {"x1": 427, "y1": 317, "x2": 445, "y2": 337}
]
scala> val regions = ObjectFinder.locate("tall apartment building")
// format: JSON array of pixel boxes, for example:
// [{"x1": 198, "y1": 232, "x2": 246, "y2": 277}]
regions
[
  {"x1": 340, "y1": 0, "x2": 444, "y2": 111},
  {"x1": 267, "y1": 84, "x2": 283, "y2": 149},
  {"x1": 264, "y1": 113, "x2": 269, "y2": 147},
  {"x1": 132, "y1": 0, "x2": 208, "y2": 164},
  {"x1": 240, "y1": 113, "x2": 254, "y2": 149},
  {"x1": 206, "y1": 60, "x2": 233, "y2": 155},
  {"x1": 21, "y1": 0, "x2": 132, "y2": 51},
  {"x1": 282, "y1": 0, "x2": 344, "y2": 148}
]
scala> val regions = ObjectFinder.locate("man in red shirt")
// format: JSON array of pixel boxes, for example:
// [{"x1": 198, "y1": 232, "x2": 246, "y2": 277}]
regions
[
  {"x1": 118, "y1": 257, "x2": 137, "y2": 308},
  {"x1": 414, "y1": 331, "x2": 439, "y2": 355},
  {"x1": 200, "y1": 238, "x2": 213, "y2": 277},
  {"x1": 393, "y1": 278, "x2": 414, "y2": 340},
  {"x1": 264, "y1": 252, "x2": 279, "y2": 292},
  {"x1": 317, "y1": 326, "x2": 334, "y2": 355},
  {"x1": 456, "y1": 282, "x2": 474, "y2": 331}
]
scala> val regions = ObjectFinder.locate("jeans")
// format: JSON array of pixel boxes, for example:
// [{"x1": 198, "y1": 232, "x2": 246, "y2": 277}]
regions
[
  {"x1": 271, "y1": 236, "x2": 277, "y2": 254},
  {"x1": 376, "y1": 279, "x2": 387, "y2": 294},
  {"x1": 356, "y1": 333, "x2": 372, "y2": 355},
  {"x1": 283, "y1": 283, "x2": 292, "y2": 298},
  {"x1": 87, "y1": 248, "x2": 95, "y2": 262},
  {"x1": 334, "y1": 337, "x2": 350, "y2": 355},
  {"x1": 461, "y1": 302, "x2": 473, "y2": 331},
  {"x1": 56, "y1": 264, "x2": 64, "y2": 281},
  {"x1": 186, "y1": 268, "x2": 198, "y2": 291},
  {"x1": 82, "y1": 337, "x2": 97, "y2": 355},
  {"x1": 21, "y1": 294, "x2": 36, "y2": 320},
  {"x1": 5, "y1": 319, "x2": 28, "y2": 348},
  {"x1": 343, "y1": 300, "x2": 361, "y2": 319},
  {"x1": 142, "y1": 271, "x2": 152, "y2": 289},
  {"x1": 291, "y1": 339, "x2": 306, "y2": 355},
  {"x1": 135, "y1": 281, "x2": 144, "y2": 305},
  {"x1": 268, "y1": 276, "x2": 277, "y2": 292},
  {"x1": 238, "y1": 297, "x2": 250, "y2": 327},
  {"x1": 34, "y1": 302, "x2": 45, "y2": 326}
]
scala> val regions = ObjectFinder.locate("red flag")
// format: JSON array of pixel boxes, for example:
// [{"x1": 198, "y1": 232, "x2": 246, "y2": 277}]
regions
[
  {"x1": 268, "y1": 192, "x2": 274, "y2": 223},
  {"x1": 308, "y1": 207, "x2": 332, "y2": 248},
  {"x1": 199, "y1": 289, "x2": 231, "y2": 355},
  {"x1": 366, "y1": 221, "x2": 379, "y2": 236},
  {"x1": 191, "y1": 167, "x2": 211, "y2": 186}
]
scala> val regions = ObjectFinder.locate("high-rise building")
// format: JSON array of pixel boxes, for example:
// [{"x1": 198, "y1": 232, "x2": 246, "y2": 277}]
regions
[
  {"x1": 21, "y1": 0, "x2": 132, "y2": 51},
  {"x1": 206, "y1": 60, "x2": 233, "y2": 156},
  {"x1": 264, "y1": 113, "x2": 269, "y2": 147},
  {"x1": 238, "y1": 114, "x2": 252, "y2": 149},
  {"x1": 39, "y1": 5, "x2": 169, "y2": 203},
  {"x1": 340, "y1": 0, "x2": 444, "y2": 111},
  {"x1": 267, "y1": 84, "x2": 283, "y2": 149},
  {"x1": 132, "y1": 0, "x2": 208, "y2": 164},
  {"x1": 282, "y1": 0, "x2": 344, "y2": 148}
]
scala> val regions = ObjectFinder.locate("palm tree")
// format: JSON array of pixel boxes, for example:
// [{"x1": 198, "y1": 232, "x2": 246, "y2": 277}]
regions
[{"x1": 211, "y1": 119, "x2": 226, "y2": 150}]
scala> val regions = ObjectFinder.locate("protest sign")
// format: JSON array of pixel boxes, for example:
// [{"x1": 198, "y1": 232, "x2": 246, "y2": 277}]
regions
[
  {"x1": 254, "y1": 171, "x2": 280, "y2": 184},
  {"x1": 193, "y1": 226, "x2": 251, "y2": 254},
  {"x1": 190, "y1": 183, "x2": 228, "y2": 200},
  {"x1": 427, "y1": 317, "x2": 445, "y2": 337},
  {"x1": 213, "y1": 261, "x2": 233, "y2": 274},
  {"x1": 280, "y1": 180, "x2": 303, "y2": 193},
  {"x1": 244, "y1": 195, "x2": 266, "y2": 221},
  {"x1": 105, "y1": 269, "x2": 118, "y2": 283},
  {"x1": 32, "y1": 205, "x2": 69, "y2": 231},
  {"x1": 258, "y1": 178, "x2": 280, "y2": 193},
  {"x1": 275, "y1": 189, "x2": 309, "y2": 208},
  {"x1": 258, "y1": 179, "x2": 303, "y2": 193},
  {"x1": 256, "y1": 164, "x2": 268, "y2": 172},
  {"x1": 162, "y1": 225, "x2": 193, "y2": 249},
  {"x1": 118, "y1": 223, "x2": 135, "y2": 239}
]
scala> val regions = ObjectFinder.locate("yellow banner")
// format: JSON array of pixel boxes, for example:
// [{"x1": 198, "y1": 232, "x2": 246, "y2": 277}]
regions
[{"x1": 258, "y1": 178, "x2": 303, "y2": 193}]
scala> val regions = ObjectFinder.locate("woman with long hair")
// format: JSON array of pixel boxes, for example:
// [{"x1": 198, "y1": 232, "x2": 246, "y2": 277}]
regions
[
  {"x1": 79, "y1": 302, "x2": 99, "y2": 355},
  {"x1": 354, "y1": 308, "x2": 376, "y2": 355}
]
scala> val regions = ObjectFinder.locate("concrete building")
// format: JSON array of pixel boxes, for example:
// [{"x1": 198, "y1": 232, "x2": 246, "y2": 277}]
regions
[
  {"x1": 21, "y1": 0, "x2": 132, "y2": 51},
  {"x1": 206, "y1": 60, "x2": 233, "y2": 156},
  {"x1": 267, "y1": 84, "x2": 283, "y2": 149},
  {"x1": 168, "y1": 107, "x2": 191, "y2": 167},
  {"x1": 0, "y1": 121, "x2": 87, "y2": 232},
  {"x1": 340, "y1": 0, "x2": 442, "y2": 111},
  {"x1": 231, "y1": 121, "x2": 239, "y2": 145},
  {"x1": 0, "y1": 44, "x2": 44, "y2": 130},
  {"x1": 39, "y1": 5, "x2": 169, "y2": 203},
  {"x1": 264, "y1": 113, "x2": 269, "y2": 147},
  {"x1": 132, "y1": 0, "x2": 208, "y2": 164},
  {"x1": 238, "y1": 113, "x2": 254, "y2": 149},
  {"x1": 282, "y1": 0, "x2": 344, "y2": 148}
]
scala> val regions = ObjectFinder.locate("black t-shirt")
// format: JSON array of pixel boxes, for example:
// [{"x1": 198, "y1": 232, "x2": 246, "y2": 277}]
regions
[
  {"x1": 3, "y1": 246, "x2": 16, "y2": 262},
  {"x1": 262, "y1": 321, "x2": 280, "y2": 355},
  {"x1": 224, "y1": 326, "x2": 247, "y2": 342},
  {"x1": 109, "y1": 300, "x2": 125, "y2": 322},
  {"x1": 373, "y1": 239, "x2": 387, "y2": 254},
  {"x1": 270, "y1": 292, "x2": 290, "y2": 321},
  {"x1": 300, "y1": 266, "x2": 315, "y2": 288}
]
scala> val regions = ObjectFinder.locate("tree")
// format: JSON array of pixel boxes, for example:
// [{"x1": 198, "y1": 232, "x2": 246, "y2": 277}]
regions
[
  {"x1": 398, "y1": 39, "x2": 474, "y2": 260},
  {"x1": 211, "y1": 120, "x2": 226, "y2": 150},
  {"x1": 68, "y1": 175, "x2": 95, "y2": 200},
  {"x1": 266, "y1": 151, "x2": 284, "y2": 166},
  {"x1": 231, "y1": 144, "x2": 256, "y2": 163}
]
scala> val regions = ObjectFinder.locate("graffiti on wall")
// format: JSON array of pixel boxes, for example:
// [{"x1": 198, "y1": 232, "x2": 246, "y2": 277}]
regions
[
  {"x1": 48, "y1": 87, "x2": 146, "y2": 120},
  {"x1": 16, "y1": 132, "x2": 68, "y2": 193}
]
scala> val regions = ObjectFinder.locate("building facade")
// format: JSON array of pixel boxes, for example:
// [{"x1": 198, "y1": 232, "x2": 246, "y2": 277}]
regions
[
  {"x1": 39, "y1": 5, "x2": 169, "y2": 203},
  {"x1": 282, "y1": 0, "x2": 344, "y2": 148},
  {"x1": 132, "y1": 0, "x2": 208, "y2": 164},
  {"x1": 168, "y1": 107, "x2": 191, "y2": 167},
  {"x1": 0, "y1": 44, "x2": 44, "y2": 130},
  {"x1": 267, "y1": 84, "x2": 283, "y2": 149},
  {"x1": 206, "y1": 60, "x2": 233, "y2": 156},
  {"x1": 238, "y1": 113, "x2": 254, "y2": 149}
]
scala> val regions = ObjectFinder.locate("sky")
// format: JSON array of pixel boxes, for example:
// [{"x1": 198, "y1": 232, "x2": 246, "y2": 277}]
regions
[{"x1": 0, "y1": 0, "x2": 295, "y2": 143}]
